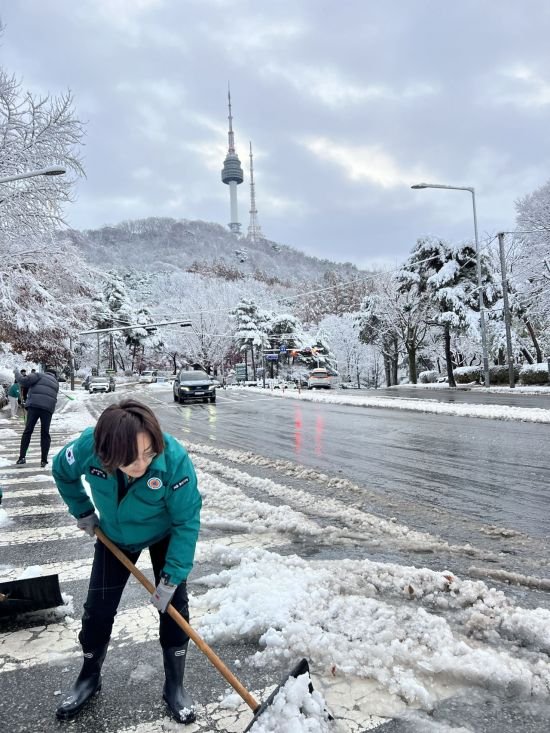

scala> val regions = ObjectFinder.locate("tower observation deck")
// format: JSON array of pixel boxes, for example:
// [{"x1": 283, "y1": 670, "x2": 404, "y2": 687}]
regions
[{"x1": 221, "y1": 87, "x2": 243, "y2": 234}]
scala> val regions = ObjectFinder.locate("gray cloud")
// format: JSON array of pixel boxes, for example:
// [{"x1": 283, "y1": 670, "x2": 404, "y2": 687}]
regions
[{"x1": 3, "y1": 0, "x2": 550, "y2": 267}]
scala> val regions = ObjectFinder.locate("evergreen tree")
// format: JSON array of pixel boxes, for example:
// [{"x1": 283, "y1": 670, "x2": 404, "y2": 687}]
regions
[{"x1": 397, "y1": 236, "x2": 498, "y2": 387}]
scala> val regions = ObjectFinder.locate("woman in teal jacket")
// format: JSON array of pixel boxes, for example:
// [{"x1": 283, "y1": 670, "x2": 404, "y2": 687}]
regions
[{"x1": 52, "y1": 399, "x2": 201, "y2": 725}]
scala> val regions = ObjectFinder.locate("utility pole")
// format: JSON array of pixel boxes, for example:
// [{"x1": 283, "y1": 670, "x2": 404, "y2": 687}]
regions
[
  {"x1": 69, "y1": 336, "x2": 75, "y2": 391},
  {"x1": 497, "y1": 232, "x2": 515, "y2": 388}
]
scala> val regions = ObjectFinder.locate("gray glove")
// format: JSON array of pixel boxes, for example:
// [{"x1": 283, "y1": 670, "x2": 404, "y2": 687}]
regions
[
  {"x1": 151, "y1": 578, "x2": 177, "y2": 613},
  {"x1": 77, "y1": 511, "x2": 99, "y2": 537}
]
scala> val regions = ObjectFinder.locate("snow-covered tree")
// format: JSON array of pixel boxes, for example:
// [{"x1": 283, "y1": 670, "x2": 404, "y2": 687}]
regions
[
  {"x1": 514, "y1": 179, "x2": 550, "y2": 317},
  {"x1": 149, "y1": 272, "x2": 238, "y2": 375},
  {"x1": 0, "y1": 32, "x2": 86, "y2": 360},
  {"x1": 397, "y1": 236, "x2": 499, "y2": 387},
  {"x1": 357, "y1": 272, "x2": 432, "y2": 385},
  {"x1": 512, "y1": 181, "x2": 550, "y2": 360},
  {"x1": 356, "y1": 291, "x2": 401, "y2": 387},
  {"x1": 0, "y1": 69, "x2": 84, "y2": 245},
  {"x1": 318, "y1": 313, "x2": 371, "y2": 385},
  {"x1": 233, "y1": 299, "x2": 270, "y2": 380}
]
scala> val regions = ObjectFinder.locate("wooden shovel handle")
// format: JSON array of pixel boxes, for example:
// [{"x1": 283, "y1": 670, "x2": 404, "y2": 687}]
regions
[{"x1": 94, "y1": 527, "x2": 259, "y2": 712}]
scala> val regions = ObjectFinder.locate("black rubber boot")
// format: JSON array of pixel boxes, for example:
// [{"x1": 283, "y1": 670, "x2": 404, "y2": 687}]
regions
[
  {"x1": 162, "y1": 643, "x2": 196, "y2": 724},
  {"x1": 56, "y1": 644, "x2": 108, "y2": 720}
]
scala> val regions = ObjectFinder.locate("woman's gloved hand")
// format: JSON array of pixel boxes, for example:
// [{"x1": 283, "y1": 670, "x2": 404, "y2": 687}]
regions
[
  {"x1": 151, "y1": 577, "x2": 177, "y2": 613},
  {"x1": 77, "y1": 510, "x2": 99, "y2": 537}
]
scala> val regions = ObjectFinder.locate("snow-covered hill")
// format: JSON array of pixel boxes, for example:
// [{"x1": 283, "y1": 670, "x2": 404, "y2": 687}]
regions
[{"x1": 63, "y1": 217, "x2": 361, "y2": 284}]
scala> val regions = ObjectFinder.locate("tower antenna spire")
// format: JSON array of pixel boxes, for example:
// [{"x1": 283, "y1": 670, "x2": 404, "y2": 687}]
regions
[
  {"x1": 247, "y1": 141, "x2": 263, "y2": 242},
  {"x1": 221, "y1": 83, "x2": 243, "y2": 235},
  {"x1": 227, "y1": 83, "x2": 235, "y2": 154}
]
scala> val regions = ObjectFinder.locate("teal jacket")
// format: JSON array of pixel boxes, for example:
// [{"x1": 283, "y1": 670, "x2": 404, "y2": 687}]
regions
[
  {"x1": 8, "y1": 382, "x2": 20, "y2": 398},
  {"x1": 52, "y1": 427, "x2": 201, "y2": 585}
]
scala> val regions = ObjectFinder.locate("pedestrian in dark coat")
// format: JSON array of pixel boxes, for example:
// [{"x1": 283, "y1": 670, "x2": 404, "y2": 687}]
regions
[{"x1": 15, "y1": 367, "x2": 59, "y2": 467}]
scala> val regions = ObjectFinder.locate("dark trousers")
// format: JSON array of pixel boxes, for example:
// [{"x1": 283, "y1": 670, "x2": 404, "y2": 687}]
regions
[
  {"x1": 79, "y1": 535, "x2": 189, "y2": 652},
  {"x1": 19, "y1": 406, "x2": 53, "y2": 461}
]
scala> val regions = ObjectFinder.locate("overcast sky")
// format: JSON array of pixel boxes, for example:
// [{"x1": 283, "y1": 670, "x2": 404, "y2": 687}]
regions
[{"x1": 2, "y1": 1, "x2": 550, "y2": 268}]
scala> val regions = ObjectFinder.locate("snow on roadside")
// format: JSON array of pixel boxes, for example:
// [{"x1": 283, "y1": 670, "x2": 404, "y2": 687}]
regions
[
  {"x1": 245, "y1": 387, "x2": 550, "y2": 423},
  {"x1": 195, "y1": 547, "x2": 550, "y2": 713}
]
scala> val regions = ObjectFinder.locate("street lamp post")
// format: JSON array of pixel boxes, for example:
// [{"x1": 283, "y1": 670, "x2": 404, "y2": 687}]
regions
[
  {"x1": 411, "y1": 182, "x2": 491, "y2": 387},
  {"x1": 0, "y1": 166, "x2": 66, "y2": 185}
]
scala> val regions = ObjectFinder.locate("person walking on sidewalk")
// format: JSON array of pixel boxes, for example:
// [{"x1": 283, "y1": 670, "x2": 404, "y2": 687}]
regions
[
  {"x1": 15, "y1": 367, "x2": 59, "y2": 467},
  {"x1": 7, "y1": 380, "x2": 20, "y2": 418},
  {"x1": 52, "y1": 399, "x2": 202, "y2": 724}
]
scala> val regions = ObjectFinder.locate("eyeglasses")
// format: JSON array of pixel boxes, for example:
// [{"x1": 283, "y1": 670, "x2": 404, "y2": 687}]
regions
[{"x1": 125, "y1": 450, "x2": 157, "y2": 468}]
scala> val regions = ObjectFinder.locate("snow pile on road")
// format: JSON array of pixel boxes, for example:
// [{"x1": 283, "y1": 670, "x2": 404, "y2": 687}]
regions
[
  {"x1": 248, "y1": 672, "x2": 332, "y2": 732},
  {"x1": 51, "y1": 393, "x2": 95, "y2": 432},
  {"x1": 196, "y1": 547, "x2": 550, "y2": 711},
  {"x1": 0, "y1": 507, "x2": 13, "y2": 527},
  {"x1": 249, "y1": 387, "x2": 550, "y2": 423}
]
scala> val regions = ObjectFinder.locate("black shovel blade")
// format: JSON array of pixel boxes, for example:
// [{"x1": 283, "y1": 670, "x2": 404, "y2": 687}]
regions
[
  {"x1": 244, "y1": 658, "x2": 313, "y2": 732},
  {"x1": 0, "y1": 575, "x2": 64, "y2": 617}
]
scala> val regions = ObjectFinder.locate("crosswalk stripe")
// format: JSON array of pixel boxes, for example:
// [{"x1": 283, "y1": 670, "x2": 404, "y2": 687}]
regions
[
  {"x1": 0, "y1": 465, "x2": 60, "y2": 476},
  {"x1": 4, "y1": 505, "x2": 67, "y2": 517},
  {"x1": 0, "y1": 532, "x2": 288, "y2": 582},
  {"x1": 1, "y1": 487, "x2": 58, "y2": 497},
  {"x1": 1, "y1": 475, "x2": 56, "y2": 485},
  {"x1": 0, "y1": 525, "x2": 79, "y2": 546}
]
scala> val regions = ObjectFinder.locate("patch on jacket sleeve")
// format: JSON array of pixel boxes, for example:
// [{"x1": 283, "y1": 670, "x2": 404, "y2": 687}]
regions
[
  {"x1": 172, "y1": 476, "x2": 190, "y2": 491},
  {"x1": 89, "y1": 466, "x2": 108, "y2": 479},
  {"x1": 65, "y1": 444, "x2": 75, "y2": 465},
  {"x1": 147, "y1": 477, "x2": 163, "y2": 490}
]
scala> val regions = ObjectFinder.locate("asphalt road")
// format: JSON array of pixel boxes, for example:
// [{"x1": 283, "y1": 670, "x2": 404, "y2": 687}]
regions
[
  {"x1": 151, "y1": 386, "x2": 550, "y2": 549},
  {"x1": 3, "y1": 385, "x2": 550, "y2": 733}
]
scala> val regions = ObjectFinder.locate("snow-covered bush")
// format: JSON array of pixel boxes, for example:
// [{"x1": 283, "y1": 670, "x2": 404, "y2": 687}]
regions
[
  {"x1": 519, "y1": 363, "x2": 550, "y2": 385},
  {"x1": 418, "y1": 370, "x2": 438, "y2": 383},
  {"x1": 453, "y1": 365, "x2": 482, "y2": 384},
  {"x1": 0, "y1": 367, "x2": 14, "y2": 385},
  {"x1": 488, "y1": 365, "x2": 519, "y2": 384}
]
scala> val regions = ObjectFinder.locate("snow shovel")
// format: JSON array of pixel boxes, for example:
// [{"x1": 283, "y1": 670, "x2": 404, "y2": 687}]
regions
[
  {"x1": 0, "y1": 574, "x2": 64, "y2": 617},
  {"x1": 95, "y1": 527, "x2": 322, "y2": 730}
]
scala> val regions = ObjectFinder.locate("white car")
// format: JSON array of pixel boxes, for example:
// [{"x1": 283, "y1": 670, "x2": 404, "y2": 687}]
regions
[
  {"x1": 139, "y1": 370, "x2": 158, "y2": 383},
  {"x1": 307, "y1": 368, "x2": 338, "y2": 389},
  {"x1": 88, "y1": 376, "x2": 111, "y2": 394}
]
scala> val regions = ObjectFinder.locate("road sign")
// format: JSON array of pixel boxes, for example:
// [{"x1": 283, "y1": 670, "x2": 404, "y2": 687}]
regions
[
  {"x1": 266, "y1": 354, "x2": 279, "y2": 361},
  {"x1": 235, "y1": 363, "x2": 247, "y2": 381},
  {"x1": 279, "y1": 344, "x2": 287, "y2": 353}
]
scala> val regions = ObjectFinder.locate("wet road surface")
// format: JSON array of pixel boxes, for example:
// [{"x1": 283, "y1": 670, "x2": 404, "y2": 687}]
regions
[
  {"x1": 151, "y1": 387, "x2": 550, "y2": 542},
  {"x1": 351, "y1": 385, "x2": 550, "y2": 410}
]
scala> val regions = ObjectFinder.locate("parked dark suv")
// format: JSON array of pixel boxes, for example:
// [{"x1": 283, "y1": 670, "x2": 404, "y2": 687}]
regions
[{"x1": 173, "y1": 370, "x2": 216, "y2": 404}]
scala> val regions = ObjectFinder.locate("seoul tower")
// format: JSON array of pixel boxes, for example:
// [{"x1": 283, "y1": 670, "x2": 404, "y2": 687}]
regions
[
  {"x1": 247, "y1": 141, "x2": 263, "y2": 242},
  {"x1": 221, "y1": 86, "x2": 243, "y2": 234}
]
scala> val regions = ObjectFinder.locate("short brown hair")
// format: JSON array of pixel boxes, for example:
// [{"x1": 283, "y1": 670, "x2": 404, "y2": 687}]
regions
[{"x1": 94, "y1": 399, "x2": 165, "y2": 473}]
